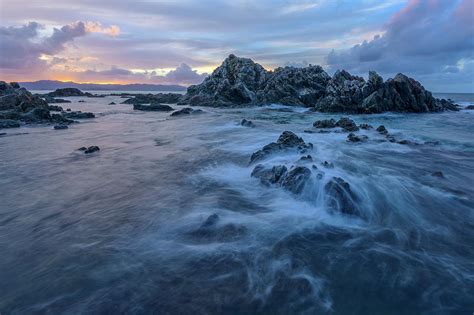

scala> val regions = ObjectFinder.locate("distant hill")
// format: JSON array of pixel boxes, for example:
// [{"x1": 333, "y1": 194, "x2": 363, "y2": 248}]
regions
[{"x1": 19, "y1": 80, "x2": 187, "y2": 92}]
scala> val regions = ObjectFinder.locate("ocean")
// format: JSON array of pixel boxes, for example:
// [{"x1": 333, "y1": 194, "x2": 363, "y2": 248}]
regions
[{"x1": 0, "y1": 93, "x2": 473, "y2": 314}]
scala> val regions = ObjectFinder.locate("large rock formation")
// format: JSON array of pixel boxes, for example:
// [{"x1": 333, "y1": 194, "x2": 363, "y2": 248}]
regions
[
  {"x1": 0, "y1": 81, "x2": 71, "y2": 128},
  {"x1": 181, "y1": 54, "x2": 458, "y2": 113}
]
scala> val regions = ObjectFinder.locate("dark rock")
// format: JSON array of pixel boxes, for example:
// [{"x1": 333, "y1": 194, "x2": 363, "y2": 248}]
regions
[
  {"x1": 189, "y1": 214, "x2": 246, "y2": 242},
  {"x1": 78, "y1": 147, "x2": 87, "y2": 151},
  {"x1": 431, "y1": 171, "x2": 444, "y2": 178},
  {"x1": 108, "y1": 102, "x2": 116, "y2": 105},
  {"x1": 347, "y1": 133, "x2": 368, "y2": 142},
  {"x1": 313, "y1": 118, "x2": 336, "y2": 128},
  {"x1": 122, "y1": 93, "x2": 182, "y2": 105},
  {"x1": 0, "y1": 119, "x2": 20, "y2": 129},
  {"x1": 321, "y1": 161, "x2": 334, "y2": 168},
  {"x1": 63, "y1": 111, "x2": 95, "y2": 119},
  {"x1": 43, "y1": 97, "x2": 71, "y2": 104},
  {"x1": 281, "y1": 166, "x2": 312, "y2": 194},
  {"x1": 240, "y1": 118, "x2": 255, "y2": 127},
  {"x1": 78, "y1": 100, "x2": 86, "y2": 103},
  {"x1": 359, "y1": 123, "x2": 373, "y2": 130},
  {"x1": 53, "y1": 125, "x2": 68, "y2": 130},
  {"x1": 324, "y1": 177, "x2": 358, "y2": 215},
  {"x1": 47, "y1": 88, "x2": 85, "y2": 97},
  {"x1": 376, "y1": 125, "x2": 388, "y2": 134},
  {"x1": 180, "y1": 55, "x2": 455, "y2": 113},
  {"x1": 47, "y1": 105, "x2": 63, "y2": 111},
  {"x1": 250, "y1": 131, "x2": 313, "y2": 164},
  {"x1": 84, "y1": 146, "x2": 100, "y2": 154},
  {"x1": 299, "y1": 155, "x2": 313, "y2": 162},
  {"x1": 251, "y1": 164, "x2": 288, "y2": 186},
  {"x1": 335, "y1": 117, "x2": 359, "y2": 132},
  {"x1": 66, "y1": 108, "x2": 71, "y2": 111},
  {"x1": 10, "y1": 82, "x2": 20, "y2": 89},
  {"x1": 465, "y1": 105, "x2": 474, "y2": 110},
  {"x1": 133, "y1": 104, "x2": 174, "y2": 111},
  {"x1": 397, "y1": 139, "x2": 415, "y2": 145},
  {"x1": 170, "y1": 107, "x2": 203, "y2": 116}
]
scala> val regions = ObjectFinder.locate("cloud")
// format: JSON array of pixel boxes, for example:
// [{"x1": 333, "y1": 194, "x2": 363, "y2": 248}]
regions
[
  {"x1": 162, "y1": 63, "x2": 208, "y2": 85},
  {"x1": 326, "y1": 0, "x2": 474, "y2": 91},
  {"x1": 71, "y1": 64, "x2": 207, "y2": 85},
  {"x1": 0, "y1": 21, "x2": 119, "y2": 71},
  {"x1": 85, "y1": 22, "x2": 120, "y2": 37}
]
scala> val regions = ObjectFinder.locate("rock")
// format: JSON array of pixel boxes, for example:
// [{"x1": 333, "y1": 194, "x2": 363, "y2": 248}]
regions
[
  {"x1": 43, "y1": 97, "x2": 71, "y2": 104},
  {"x1": 397, "y1": 139, "x2": 415, "y2": 145},
  {"x1": 359, "y1": 123, "x2": 373, "y2": 130},
  {"x1": 240, "y1": 118, "x2": 255, "y2": 127},
  {"x1": 47, "y1": 88, "x2": 85, "y2": 97},
  {"x1": 347, "y1": 133, "x2": 368, "y2": 142},
  {"x1": 251, "y1": 164, "x2": 288, "y2": 186},
  {"x1": 465, "y1": 105, "x2": 474, "y2": 110},
  {"x1": 281, "y1": 166, "x2": 312, "y2": 194},
  {"x1": 321, "y1": 161, "x2": 334, "y2": 168},
  {"x1": 84, "y1": 146, "x2": 100, "y2": 154},
  {"x1": 250, "y1": 131, "x2": 313, "y2": 164},
  {"x1": 335, "y1": 117, "x2": 359, "y2": 132},
  {"x1": 78, "y1": 147, "x2": 87, "y2": 151},
  {"x1": 108, "y1": 102, "x2": 116, "y2": 105},
  {"x1": 66, "y1": 108, "x2": 71, "y2": 111},
  {"x1": 313, "y1": 118, "x2": 336, "y2": 128},
  {"x1": 0, "y1": 81, "x2": 61, "y2": 126},
  {"x1": 376, "y1": 125, "x2": 388, "y2": 134},
  {"x1": 53, "y1": 125, "x2": 68, "y2": 130},
  {"x1": 179, "y1": 55, "x2": 456, "y2": 113},
  {"x1": 47, "y1": 105, "x2": 63, "y2": 111},
  {"x1": 431, "y1": 171, "x2": 444, "y2": 178},
  {"x1": 0, "y1": 119, "x2": 20, "y2": 129},
  {"x1": 324, "y1": 177, "x2": 358, "y2": 215},
  {"x1": 122, "y1": 93, "x2": 182, "y2": 105},
  {"x1": 133, "y1": 104, "x2": 174, "y2": 111},
  {"x1": 78, "y1": 100, "x2": 86, "y2": 103},
  {"x1": 63, "y1": 111, "x2": 95, "y2": 119},
  {"x1": 188, "y1": 214, "x2": 246, "y2": 242},
  {"x1": 299, "y1": 155, "x2": 313, "y2": 162},
  {"x1": 170, "y1": 107, "x2": 203, "y2": 116}
]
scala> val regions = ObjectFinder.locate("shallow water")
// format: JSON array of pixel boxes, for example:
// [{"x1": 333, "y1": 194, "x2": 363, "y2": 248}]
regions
[{"x1": 1, "y1": 95, "x2": 473, "y2": 314}]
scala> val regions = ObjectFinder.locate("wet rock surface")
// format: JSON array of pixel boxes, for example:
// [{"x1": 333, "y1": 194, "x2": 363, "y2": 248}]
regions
[
  {"x1": 53, "y1": 125, "x2": 68, "y2": 130},
  {"x1": 324, "y1": 177, "x2": 359, "y2": 215},
  {"x1": 170, "y1": 107, "x2": 203, "y2": 116},
  {"x1": 251, "y1": 164, "x2": 312, "y2": 195},
  {"x1": 0, "y1": 81, "x2": 71, "y2": 128},
  {"x1": 122, "y1": 93, "x2": 182, "y2": 105},
  {"x1": 133, "y1": 104, "x2": 174, "y2": 112},
  {"x1": 250, "y1": 131, "x2": 313, "y2": 164},
  {"x1": 187, "y1": 214, "x2": 247, "y2": 242},
  {"x1": 181, "y1": 55, "x2": 458, "y2": 113},
  {"x1": 79, "y1": 146, "x2": 100, "y2": 154},
  {"x1": 63, "y1": 111, "x2": 95, "y2": 119},
  {"x1": 240, "y1": 118, "x2": 255, "y2": 127}
]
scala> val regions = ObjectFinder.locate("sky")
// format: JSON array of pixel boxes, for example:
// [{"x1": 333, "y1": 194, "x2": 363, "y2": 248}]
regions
[{"x1": 0, "y1": 0, "x2": 473, "y2": 92}]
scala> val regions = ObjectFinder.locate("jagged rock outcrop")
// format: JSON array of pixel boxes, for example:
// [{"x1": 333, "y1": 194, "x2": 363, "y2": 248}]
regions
[
  {"x1": 251, "y1": 164, "x2": 312, "y2": 195},
  {"x1": 45, "y1": 88, "x2": 104, "y2": 98},
  {"x1": 0, "y1": 81, "x2": 71, "y2": 128},
  {"x1": 181, "y1": 54, "x2": 457, "y2": 113},
  {"x1": 133, "y1": 104, "x2": 174, "y2": 111},
  {"x1": 250, "y1": 131, "x2": 313, "y2": 164}
]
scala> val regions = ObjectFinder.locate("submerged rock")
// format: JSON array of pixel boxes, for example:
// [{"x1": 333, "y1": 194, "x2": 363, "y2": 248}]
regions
[
  {"x1": 376, "y1": 125, "x2": 388, "y2": 134},
  {"x1": 251, "y1": 164, "x2": 288, "y2": 186},
  {"x1": 347, "y1": 133, "x2": 368, "y2": 142},
  {"x1": 431, "y1": 171, "x2": 444, "y2": 178},
  {"x1": 122, "y1": 93, "x2": 182, "y2": 105},
  {"x1": 53, "y1": 125, "x2": 68, "y2": 130},
  {"x1": 324, "y1": 177, "x2": 359, "y2": 215},
  {"x1": 335, "y1": 117, "x2": 359, "y2": 132},
  {"x1": 108, "y1": 102, "x2": 116, "y2": 105},
  {"x1": 133, "y1": 104, "x2": 174, "y2": 111},
  {"x1": 170, "y1": 107, "x2": 203, "y2": 116},
  {"x1": 359, "y1": 123, "x2": 373, "y2": 130},
  {"x1": 250, "y1": 131, "x2": 313, "y2": 164},
  {"x1": 240, "y1": 118, "x2": 255, "y2": 127},
  {"x1": 84, "y1": 146, "x2": 100, "y2": 154},
  {"x1": 188, "y1": 214, "x2": 246, "y2": 242},
  {"x1": 63, "y1": 111, "x2": 95, "y2": 119},
  {"x1": 313, "y1": 118, "x2": 336, "y2": 128}
]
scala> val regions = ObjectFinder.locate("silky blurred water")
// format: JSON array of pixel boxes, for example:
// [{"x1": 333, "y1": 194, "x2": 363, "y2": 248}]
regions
[{"x1": 0, "y1": 94, "x2": 473, "y2": 314}]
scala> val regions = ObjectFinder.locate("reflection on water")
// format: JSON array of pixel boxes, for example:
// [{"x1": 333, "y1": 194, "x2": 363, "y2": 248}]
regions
[{"x1": 0, "y1": 95, "x2": 473, "y2": 314}]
